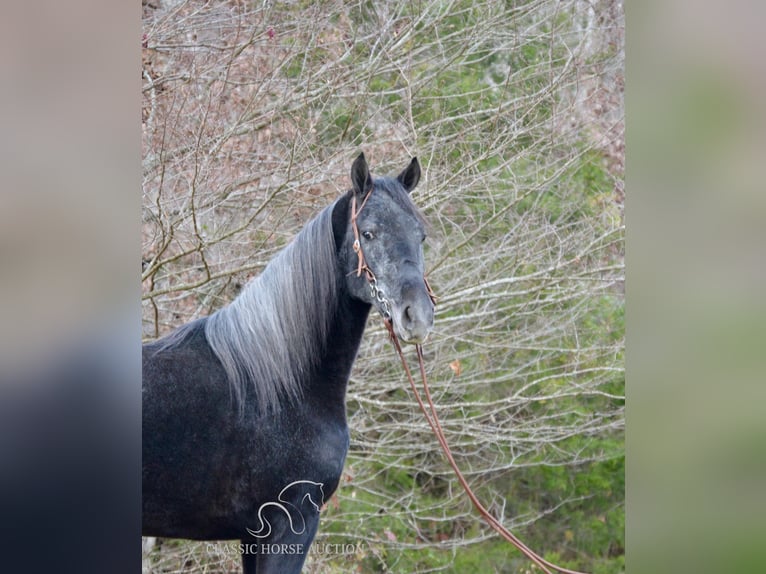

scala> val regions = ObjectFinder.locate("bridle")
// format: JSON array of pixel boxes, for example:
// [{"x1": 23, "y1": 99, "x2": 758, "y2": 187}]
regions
[
  {"x1": 349, "y1": 187, "x2": 586, "y2": 574},
  {"x1": 350, "y1": 191, "x2": 393, "y2": 321}
]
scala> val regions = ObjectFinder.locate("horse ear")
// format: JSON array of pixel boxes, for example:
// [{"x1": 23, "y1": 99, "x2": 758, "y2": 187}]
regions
[
  {"x1": 350, "y1": 152, "x2": 373, "y2": 198},
  {"x1": 397, "y1": 157, "x2": 420, "y2": 193},
  {"x1": 331, "y1": 194, "x2": 350, "y2": 250}
]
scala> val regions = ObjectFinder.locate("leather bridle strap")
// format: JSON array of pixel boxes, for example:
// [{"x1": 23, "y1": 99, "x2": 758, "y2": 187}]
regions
[
  {"x1": 383, "y1": 321, "x2": 589, "y2": 574},
  {"x1": 350, "y1": 191, "x2": 374, "y2": 279},
  {"x1": 350, "y1": 190, "x2": 396, "y2": 319}
]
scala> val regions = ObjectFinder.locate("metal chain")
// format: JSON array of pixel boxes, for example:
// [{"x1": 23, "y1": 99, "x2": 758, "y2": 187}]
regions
[{"x1": 367, "y1": 274, "x2": 391, "y2": 320}]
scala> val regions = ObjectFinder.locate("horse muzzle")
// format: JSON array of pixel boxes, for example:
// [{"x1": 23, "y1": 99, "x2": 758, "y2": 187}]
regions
[{"x1": 390, "y1": 280, "x2": 435, "y2": 345}]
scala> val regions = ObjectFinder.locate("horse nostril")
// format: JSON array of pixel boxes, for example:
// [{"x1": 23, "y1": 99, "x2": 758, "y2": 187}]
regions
[{"x1": 403, "y1": 305, "x2": 413, "y2": 325}]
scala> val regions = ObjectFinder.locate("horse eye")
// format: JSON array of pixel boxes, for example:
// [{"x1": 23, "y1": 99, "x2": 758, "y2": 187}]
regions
[{"x1": 362, "y1": 231, "x2": 375, "y2": 240}]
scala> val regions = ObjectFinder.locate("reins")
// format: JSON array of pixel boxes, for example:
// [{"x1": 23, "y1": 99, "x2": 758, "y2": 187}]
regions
[
  {"x1": 384, "y1": 331, "x2": 588, "y2": 574},
  {"x1": 351, "y1": 189, "x2": 588, "y2": 574}
]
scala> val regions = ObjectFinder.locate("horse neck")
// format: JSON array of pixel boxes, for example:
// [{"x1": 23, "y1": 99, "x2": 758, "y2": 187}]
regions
[{"x1": 308, "y1": 287, "x2": 371, "y2": 409}]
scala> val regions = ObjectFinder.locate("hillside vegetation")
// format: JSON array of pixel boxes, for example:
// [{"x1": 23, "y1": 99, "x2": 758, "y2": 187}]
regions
[{"x1": 142, "y1": 0, "x2": 624, "y2": 572}]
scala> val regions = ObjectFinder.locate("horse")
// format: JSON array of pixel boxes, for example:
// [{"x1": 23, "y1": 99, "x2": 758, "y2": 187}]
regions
[{"x1": 142, "y1": 153, "x2": 434, "y2": 574}]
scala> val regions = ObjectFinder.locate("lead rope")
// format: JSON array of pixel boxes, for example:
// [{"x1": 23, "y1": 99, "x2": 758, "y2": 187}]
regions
[
  {"x1": 351, "y1": 190, "x2": 586, "y2": 573},
  {"x1": 383, "y1": 323, "x2": 588, "y2": 574}
]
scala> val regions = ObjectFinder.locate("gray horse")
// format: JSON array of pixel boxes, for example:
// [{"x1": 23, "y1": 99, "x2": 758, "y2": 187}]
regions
[{"x1": 142, "y1": 153, "x2": 434, "y2": 574}]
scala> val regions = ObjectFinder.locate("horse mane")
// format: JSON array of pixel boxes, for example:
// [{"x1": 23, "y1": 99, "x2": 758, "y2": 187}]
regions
[
  {"x1": 202, "y1": 201, "x2": 341, "y2": 416},
  {"x1": 151, "y1": 175, "x2": 423, "y2": 417}
]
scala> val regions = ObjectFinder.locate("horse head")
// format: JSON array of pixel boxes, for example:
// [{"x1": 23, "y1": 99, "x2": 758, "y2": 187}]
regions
[{"x1": 334, "y1": 153, "x2": 435, "y2": 344}]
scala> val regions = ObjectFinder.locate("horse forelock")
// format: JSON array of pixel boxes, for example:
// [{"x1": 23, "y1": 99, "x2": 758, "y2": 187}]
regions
[{"x1": 204, "y1": 203, "x2": 340, "y2": 416}]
